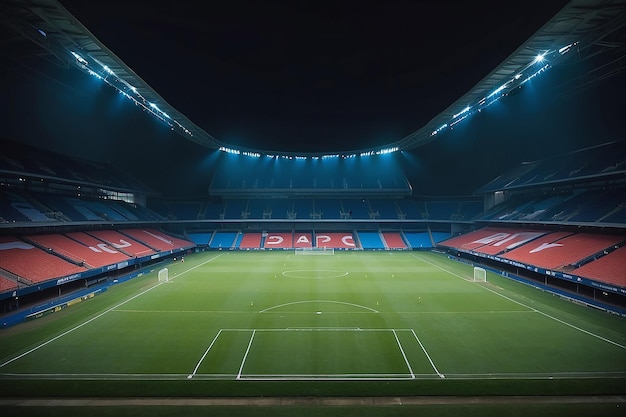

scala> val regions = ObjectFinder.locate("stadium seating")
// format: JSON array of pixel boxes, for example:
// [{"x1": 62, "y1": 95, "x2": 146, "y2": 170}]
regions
[
  {"x1": 210, "y1": 231, "x2": 238, "y2": 249},
  {"x1": 403, "y1": 232, "x2": 433, "y2": 248},
  {"x1": 25, "y1": 233, "x2": 130, "y2": 268},
  {"x1": 571, "y1": 246, "x2": 626, "y2": 288},
  {"x1": 86, "y1": 230, "x2": 155, "y2": 257},
  {"x1": 381, "y1": 232, "x2": 407, "y2": 249},
  {"x1": 263, "y1": 232, "x2": 295, "y2": 249},
  {"x1": 0, "y1": 236, "x2": 87, "y2": 283},
  {"x1": 239, "y1": 233, "x2": 262, "y2": 249},
  {"x1": 120, "y1": 229, "x2": 194, "y2": 252},
  {"x1": 502, "y1": 233, "x2": 625, "y2": 271},
  {"x1": 356, "y1": 231, "x2": 385, "y2": 249},
  {"x1": 314, "y1": 232, "x2": 357, "y2": 249}
]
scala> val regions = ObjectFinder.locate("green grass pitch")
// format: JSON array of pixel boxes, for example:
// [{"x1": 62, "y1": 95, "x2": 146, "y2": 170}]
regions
[{"x1": 1, "y1": 250, "x2": 625, "y2": 399}]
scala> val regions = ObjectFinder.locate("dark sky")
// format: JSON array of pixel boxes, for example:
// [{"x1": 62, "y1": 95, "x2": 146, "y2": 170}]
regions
[{"x1": 57, "y1": 0, "x2": 569, "y2": 153}]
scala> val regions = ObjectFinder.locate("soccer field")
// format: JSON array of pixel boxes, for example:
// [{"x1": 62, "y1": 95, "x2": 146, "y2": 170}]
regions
[{"x1": 1, "y1": 250, "x2": 625, "y2": 393}]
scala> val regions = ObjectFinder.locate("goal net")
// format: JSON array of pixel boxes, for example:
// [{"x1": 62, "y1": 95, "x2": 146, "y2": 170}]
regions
[
  {"x1": 158, "y1": 267, "x2": 169, "y2": 282},
  {"x1": 473, "y1": 266, "x2": 487, "y2": 282},
  {"x1": 295, "y1": 247, "x2": 335, "y2": 255}
]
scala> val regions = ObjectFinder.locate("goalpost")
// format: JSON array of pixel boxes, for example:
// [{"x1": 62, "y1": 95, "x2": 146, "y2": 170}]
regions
[
  {"x1": 472, "y1": 266, "x2": 487, "y2": 282},
  {"x1": 295, "y1": 247, "x2": 335, "y2": 255},
  {"x1": 158, "y1": 267, "x2": 169, "y2": 282}
]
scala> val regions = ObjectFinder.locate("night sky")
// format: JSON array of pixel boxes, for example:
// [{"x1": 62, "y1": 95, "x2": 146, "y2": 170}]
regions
[
  {"x1": 2, "y1": 0, "x2": 623, "y2": 196},
  {"x1": 56, "y1": 0, "x2": 569, "y2": 153}
]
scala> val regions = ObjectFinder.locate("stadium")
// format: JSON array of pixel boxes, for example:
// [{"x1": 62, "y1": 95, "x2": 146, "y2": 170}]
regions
[{"x1": 1, "y1": 0, "x2": 625, "y2": 415}]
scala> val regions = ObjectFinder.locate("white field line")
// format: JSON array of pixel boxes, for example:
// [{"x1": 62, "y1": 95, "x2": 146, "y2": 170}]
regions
[
  {"x1": 2, "y1": 370, "x2": 624, "y2": 381},
  {"x1": 188, "y1": 329, "x2": 223, "y2": 379},
  {"x1": 0, "y1": 254, "x2": 224, "y2": 369},
  {"x1": 413, "y1": 254, "x2": 626, "y2": 350},
  {"x1": 260, "y1": 300, "x2": 379, "y2": 313},
  {"x1": 410, "y1": 329, "x2": 445, "y2": 379},
  {"x1": 392, "y1": 329, "x2": 415, "y2": 379},
  {"x1": 237, "y1": 330, "x2": 256, "y2": 380}
]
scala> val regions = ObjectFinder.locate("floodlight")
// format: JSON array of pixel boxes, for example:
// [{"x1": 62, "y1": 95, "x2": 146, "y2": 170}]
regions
[{"x1": 534, "y1": 53, "x2": 545, "y2": 63}]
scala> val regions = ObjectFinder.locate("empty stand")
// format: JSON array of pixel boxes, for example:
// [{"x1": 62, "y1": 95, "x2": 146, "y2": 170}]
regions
[
  {"x1": 314, "y1": 232, "x2": 357, "y2": 249},
  {"x1": 572, "y1": 246, "x2": 626, "y2": 289},
  {"x1": 239, "y1": 233, "x2": 262, "y2": 249},
  {"x1": 26, "y1": 233, "x2": 130, "y2": 268},
  {"x1": 0, "y1": 236, "x2": 86, "y2": 283},
  {"x1": 264, "y1": 232, "x2": 294, "y2": 249},
  {"x1": 120, "y1": 229, "x2": 194, "y2": 252},
  {"x1": 381, "y1": 232, "x2": 407, "y2": 249},
  {"x1": 357, "y1": 231, "x2": 385, "y2": 249},
  {"x1": 403, "y1": 232, "x2": 433, "y2": 248},
  {"x1": 87, "y1": 230, "x2": 155, "y2": 257},
  {"x1": 502, "y1": 233, "x2": 625, "y2": 270},
  {"x1": 210, "y1": 231, "x2": 237, "y2": 249}
]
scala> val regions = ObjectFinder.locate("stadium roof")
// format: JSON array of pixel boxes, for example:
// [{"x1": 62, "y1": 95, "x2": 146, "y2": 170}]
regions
[{"x1": 2, "y1": 0, "x2": 625, "y2": 157}]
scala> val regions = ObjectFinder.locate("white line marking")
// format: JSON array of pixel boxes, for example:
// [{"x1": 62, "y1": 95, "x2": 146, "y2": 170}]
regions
[
  {"x1": 237, "y1": 330, "x2": 256, "y2": 380},
  {"x1": 413, "y1": 254, "x2": 626, "y2": 350},
  {"x1": 0, "y1": 254, "x2": 224, "y2": 369},
  {"x1": 411, "y1": 329, "x2": 445, "y2": 379},
  {"x1": 260, "y1": 300, "x2": 379, "y2": 313},
  {"x1": 188, "y1": 329, "x2": 223, "y2": 379},
  {"x1": 392, "y1": 329, "x2": 415, "y2": 379}
]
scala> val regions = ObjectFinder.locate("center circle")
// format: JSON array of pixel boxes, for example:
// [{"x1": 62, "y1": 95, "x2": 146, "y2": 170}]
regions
[{"x1": 282, "y1": 269, "x2": 349, "y2": 280}]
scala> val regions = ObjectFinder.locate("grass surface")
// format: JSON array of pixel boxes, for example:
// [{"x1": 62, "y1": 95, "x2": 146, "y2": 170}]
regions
[{"x1": 0, "y1": 250, "x2": 624, "y2": 414}]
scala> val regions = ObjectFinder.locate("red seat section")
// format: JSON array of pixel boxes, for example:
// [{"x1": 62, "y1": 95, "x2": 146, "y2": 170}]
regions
[
  {"x1": 571, "y1": 246, "x2": 626, "y2": 289},
  {"x1": 87, "y1": 230, "x2": 155, "y2": 258},
  {"x1": 0, "y1": 236, "x2": 86, "y2": 283},
  {"x1": 0, "y1": 275, "x2": 18, "y2": 292},
  {"x1": 315, "y1": 232, "x2": 357, "y2": 249},
  {"x1": 293, "y1": 232, "x2": 313, "y2": 248},
  {"x1": 382, "y1": 232, "x2": 406, "y2": 249},
  {"x1": 502, "y1": 233, "x2": 625, "y2": 270},
  {"x1": 264, "y1": 232, "x2": 293, "y2": 249},
  {"x1": 471, "y1": 230, "x2": 547, "y2": 255},
  {"x1": 120, "y1": 229, "x2": 194, "y2": 251},
  {"x1": 438, "y1": 227, "x2": 520, "y2": 251},
  {"x1": 240, "y1": 233, "x2": 262, "y2": 249},
  {"x1": 27, "y1": 233, "x2": 130, "y2": 268}
]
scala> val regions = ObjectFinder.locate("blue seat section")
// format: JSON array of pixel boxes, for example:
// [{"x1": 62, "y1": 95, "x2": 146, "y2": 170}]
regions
[
  {"x1": 314, "y1": 199, "x2": 341, "y2": 219},
  {"x1": 106, "y1": 201, "x2": 140, "y2": 221},
  {"x1": 292, "y1": 199, "x2": 313, "y2": 219},
  {"x1": 267, "y1": 199, "x2": 292, "y2": 219},
  {"x1": 342, "y1": 199, "x2": 370, "y2": 219},
  {"x1": 234, "y1": 233, "x2": 244, "y2": 247},
  {"x1": 209, "y1": 152, "x2": 411, "y2": 194},
  {"x1": 426, "y1": 201, "x2": 460, "y2": 220},
  {"x1": 396, "y1": 200, "x2": 424, "y2": 220},
  {"x1": 210, "y1": 231, "x2": 237, "y2": 248},
  {"x1": 204, "y1": 201, "x2": 225, "y2": 219},
  {"x1": 246, "y1": 199, "x2": 267, "y2": 219},
  {"x1": 431, "y1": 232, "x2": 451, "y2": 243},
  {"x1": 188, "y1": 232, "x2": 214, "y2": 245},
  {"x1": 369, "y1": 199, "x2": 399, "y2": 219},
  {"x1": 0, "y1": 191, "x2": 56, "y2": 222},
  {"x1": 404, "y1": 232, "x2": 433, "y2": 248},
  {"x1": 357, "y1": 231, "x2": 385, "y2": 249},
  {"x1": 475, "y1": 141, "x2": 626, "y2": 193},
  {"x1": 460, "y1": 201, "x2": 484, "y2": 220},
  {"x1": 223, "y1": 200, "x2": 248, "y2": 219},
  {"x1": 168, "y1": 201, "x2": 202, "y2": 220}
]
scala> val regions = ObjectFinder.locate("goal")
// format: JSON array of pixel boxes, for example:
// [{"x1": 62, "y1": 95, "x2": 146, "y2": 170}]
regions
[
  {"x1": 295, "y1": 247, "x2": 335, "y2": 255},
  {"x1": 158, "y1": 267, "x2": 169, "y2": 282},
  {"x1": 472, "y1": 266, "x2": 487, "y2": 282}
]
